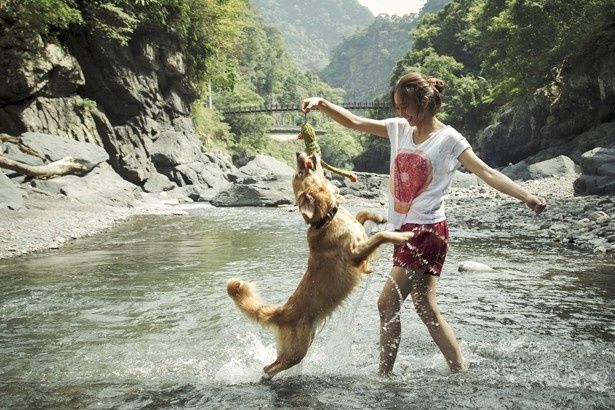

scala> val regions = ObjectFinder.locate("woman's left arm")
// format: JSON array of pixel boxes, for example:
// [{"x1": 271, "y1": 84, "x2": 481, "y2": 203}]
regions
[{"x1": 458, "y1": 149, "x2": 547, "y2": 214}]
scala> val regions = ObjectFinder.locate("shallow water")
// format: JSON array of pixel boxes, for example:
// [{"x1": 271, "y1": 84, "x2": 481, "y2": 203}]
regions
[{"x1": 1, "y1": 206, "x2": 613, "y2": 409}]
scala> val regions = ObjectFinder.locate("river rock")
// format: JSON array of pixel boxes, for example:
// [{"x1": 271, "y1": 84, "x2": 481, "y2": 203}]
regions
[
  {"x1": 31, "y1": 163, "x2": 140, "y2": 207},
  {"x1": 573, "y1": 145, "x2": 615, "y2": 196},
  {"x1": 331, "y1": 171, "x2": 388, "y2": 200},
  {"x1": 527, "y1": 155, "x2": 579, "y2": 179},
  {"x1": 458, "y1": 261, "x2": 496, "y2": 272},
  {"x1": 2, "y1": 143, "x2": 45, "y2": 166},
  {"x1": 143, "y1": 172, "x2": 176, "y2": 193},
  {"x1": 477, "y1": 29, "x2": 615, "y2": 167},
  {"x1": 20, "y1": 132, "x2": 109, "y2": 171},
  {"x1": 172, "y1": 160, "x2": 231, "y2": 193},
  {"x1": 238, "y1": 154, "x2": 294, "y2": 178},
  {"x1": 502, "y1": 156, "x2": 578, "y2": 181},
  {"x1": 501, "y1": 160, "x2": 530, "y2": 180},
  {"x1": 452, "y1": 170, "x2": 485, "y2": 187},
  {"x1": 211, "y1": 175, "x2": 293, "y2": 207},
  {"x1": 0, "y1": 173, "x2": 24, "y2": 210},
  {"x1": 150, "y1": 130, "x2": 203, "y2": 168}
]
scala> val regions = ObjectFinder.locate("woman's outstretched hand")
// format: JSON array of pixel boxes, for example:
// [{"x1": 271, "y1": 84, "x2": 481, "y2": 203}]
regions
[
  {"x1": 301, "y1": 97, "x2": 322, "y2": 113},
  {"x1": 525, "y1": 194, "x2": 547, "y2": 214}
]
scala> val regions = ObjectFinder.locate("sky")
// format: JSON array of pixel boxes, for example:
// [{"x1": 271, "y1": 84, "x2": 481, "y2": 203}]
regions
[{"x1": 356, "y1": 0, "x2": 426, "y2": 16}]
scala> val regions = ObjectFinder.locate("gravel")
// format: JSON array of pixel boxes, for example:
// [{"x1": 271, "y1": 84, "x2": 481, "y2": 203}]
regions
[{"x1": 1, "y1": 174, "x2": 613, "y2": 261}]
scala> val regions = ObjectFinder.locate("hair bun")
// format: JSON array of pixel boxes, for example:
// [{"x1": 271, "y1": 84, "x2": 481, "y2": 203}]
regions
[{"x1": 427, "y1": 77, "x2": 445, "y2": 93}]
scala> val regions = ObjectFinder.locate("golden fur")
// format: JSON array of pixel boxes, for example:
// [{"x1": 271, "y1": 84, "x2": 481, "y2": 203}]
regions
[{"x1": 227, "y1": 152, "x2": 413, "y2": 379}]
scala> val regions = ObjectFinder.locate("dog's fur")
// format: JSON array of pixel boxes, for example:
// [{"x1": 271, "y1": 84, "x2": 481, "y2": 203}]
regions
[{"x1": 227, "y1": 152, "x2": 413, "y2": 378}]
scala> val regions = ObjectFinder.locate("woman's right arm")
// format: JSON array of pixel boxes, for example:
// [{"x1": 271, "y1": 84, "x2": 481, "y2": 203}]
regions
[{"x1": 301, "y1": 97, "x2": 388, "y2": 139}]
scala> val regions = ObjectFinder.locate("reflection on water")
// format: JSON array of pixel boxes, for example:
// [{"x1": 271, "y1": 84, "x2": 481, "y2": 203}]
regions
[{"x1": 0, "y1": 206, "x2": 613, "y2": 408}]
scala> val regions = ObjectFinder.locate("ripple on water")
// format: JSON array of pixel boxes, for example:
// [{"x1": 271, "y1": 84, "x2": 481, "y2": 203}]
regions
[{"x1": 0, "y1": 207, "x2": 613, "y2": 408}]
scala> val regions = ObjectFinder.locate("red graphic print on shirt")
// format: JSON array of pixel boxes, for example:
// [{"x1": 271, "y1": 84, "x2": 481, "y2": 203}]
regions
[{"x1": 390, "y1": 150, "x2": 433, "y2": 213}]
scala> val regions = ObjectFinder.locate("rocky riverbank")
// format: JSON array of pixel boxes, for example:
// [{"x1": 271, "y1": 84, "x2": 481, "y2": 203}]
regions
[
  {"x1": 447, "y1": 175, "x2": 615, "y2": 254},
  {"x1": 2, "y1": 165, "x2": 613, "y2": 262}
]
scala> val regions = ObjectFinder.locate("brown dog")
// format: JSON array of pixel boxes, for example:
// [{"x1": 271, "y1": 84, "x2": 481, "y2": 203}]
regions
[{"x1": 227, "y1": 152, "x2": 413, "y2": 379}]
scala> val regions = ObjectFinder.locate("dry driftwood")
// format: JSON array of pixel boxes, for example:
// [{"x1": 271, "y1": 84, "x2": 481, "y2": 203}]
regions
[
  {"x1": 0, "y1": 133, "x2": 87, "y2": 177},
  {"x1": 0, "y1": 133, "x2": 45, "y2": 160}
]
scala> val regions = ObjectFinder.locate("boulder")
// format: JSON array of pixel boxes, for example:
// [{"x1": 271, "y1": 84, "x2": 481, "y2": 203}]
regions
[
  {"x1": 2, "y1": 143, "x2": 45, "y2": 166},
  {"x1": 501, "y1": 160, "x2": 530, "y2": 180},
  {"x1": 526, "y1": 155, "x2": 579, "y2": 179},
  {"x1": 212, "y1": 175, "x2": 293, "y2": 207},
  {"x1": 150, "y1": 130, "x2": 203, "y2": 168},
  {"x1": 31, "y1": 164, "x2": 140, "y2": 207},
  {"x1": 574, "y1": 145, "x2": 615, "y2": 195},
  {"x1": 143, "y1": 172, "x2": 176, "y2": 193},
  {"x1": 0, "y1": 173, "x2": 24, "y2": 210},
  {"x1": 178, "y1": 185, "x2": 218, "y2": 202},
  {"x1": 502, "y1": 155, "x2": 578, "y2": 180},
  {"x1": 20, "y1": 132, "x2": 109, "y2": 171},
  {"x1": 172, "y1": 160, "x2": 231, "y2": 192},
  {"x1": 331, "y1": 171, "x2": 387, "y2": 200},
  {"x1": 238, "y1": 154, "x2": 294, "y2": 178},
  {"x1": 452, "y1": 170, "x2": 485, "y2": 187}
]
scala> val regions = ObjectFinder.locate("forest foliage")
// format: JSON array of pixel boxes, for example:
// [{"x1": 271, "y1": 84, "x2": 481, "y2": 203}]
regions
[
  {"x1": 394, "y1": 0, "x2": 615, "y2": 144},
  {"x1": 319, "y1": 14, "x2": 418, "y2": 102},
  {"x1": 249, "y1": 0, "x2": 374, "y2": 71},
  {"x1": 4, "y1": 0, "x2": 612, "y2": 172}
]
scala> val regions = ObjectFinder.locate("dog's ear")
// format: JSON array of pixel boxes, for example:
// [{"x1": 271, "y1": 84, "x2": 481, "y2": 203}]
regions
[
  {"x1": 309, "y1": 153, "x2": 318, "y2": 170},
  {"x1": 298, "y1": 192, "x2": 315, "y2": 220}
]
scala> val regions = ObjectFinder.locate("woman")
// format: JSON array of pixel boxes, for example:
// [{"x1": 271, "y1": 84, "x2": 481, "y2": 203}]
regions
[{"x1": 300, "y1": 71, "x2": 546, "y2": 375}]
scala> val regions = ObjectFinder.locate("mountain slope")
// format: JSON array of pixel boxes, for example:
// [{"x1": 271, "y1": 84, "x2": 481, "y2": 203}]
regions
[
  {"x1": 319, "y1": 14, "x2": 417, "y2": 101},
  {"x1": 249, "y1": 0, "x2": 374, "y2": 71}
]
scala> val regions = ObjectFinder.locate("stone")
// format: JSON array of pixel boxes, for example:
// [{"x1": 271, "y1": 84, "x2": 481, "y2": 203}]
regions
[
  {"x1": 20, "y1": 132, "x2": 109, "y2": 171},
  {"x1": 526, "y1": 155, "x2": 579, "y2": 179},
  {"x1": 588, "y1": 211, "x2": 609, "y2": 221},
  {"x1": 452, "y1": 170, "x2": 485, "y2": 187},
  {"x1": 0, "y1": 173, "x2": 24, "y2": 210},
  {"x1": 150, "y1": 130, "x2": 203, "y2": 168},
  {"x1": 212, "y1": 175, "x2": 294, "y2": 207},
  {"x1": 458, "y1": 261, "x2": 496, "y2": 272},
  {"x1": 573, "y1": 145, "x2": 615, "y2": 196},
  {"x1": 32, "y1": 164, "x2": 140, "y2": 207},
  {"x1": 238, "y1": 154, "x2": 294, "y2": 178},
  {"x1": 143, "y1": 172, "x2": 176, "y2": 193}
]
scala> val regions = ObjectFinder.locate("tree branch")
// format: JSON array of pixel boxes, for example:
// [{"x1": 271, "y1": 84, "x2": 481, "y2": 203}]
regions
[{"x1": 0, "y1": 155, "x2": 87, "y2": 177}]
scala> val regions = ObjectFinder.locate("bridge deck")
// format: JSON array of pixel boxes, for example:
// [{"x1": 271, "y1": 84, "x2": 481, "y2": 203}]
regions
[{"x1": 221, "y1": 101, "x2": 390, "y2": 115}]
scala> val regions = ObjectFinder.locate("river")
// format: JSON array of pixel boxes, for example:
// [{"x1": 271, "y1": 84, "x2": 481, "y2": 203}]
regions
[{"x1": 1, "y1": 206, "x2": 613, "y2": 408}]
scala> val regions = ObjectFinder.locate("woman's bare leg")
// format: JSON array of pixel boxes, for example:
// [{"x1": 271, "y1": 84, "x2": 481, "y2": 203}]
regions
[
  {"x1": 377, "y1": 266, "x2": 414, "y2": 375},
  {"x1": 409, "y1": 271, "x2": 464, "y2": 371}
]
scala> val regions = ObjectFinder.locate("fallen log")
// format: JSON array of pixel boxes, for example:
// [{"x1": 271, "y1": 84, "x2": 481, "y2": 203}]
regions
[
  {"x1": 0, "y1": 133, "x2": 87, "y2": 178},
  {"x1": 0, "y1": 155, "x2": 87, "y2": 177}
]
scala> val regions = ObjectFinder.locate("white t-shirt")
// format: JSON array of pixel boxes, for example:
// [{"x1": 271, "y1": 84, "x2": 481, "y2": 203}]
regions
[{"x1": 386, "y1": 117, "x2": 471, "y2": 228}]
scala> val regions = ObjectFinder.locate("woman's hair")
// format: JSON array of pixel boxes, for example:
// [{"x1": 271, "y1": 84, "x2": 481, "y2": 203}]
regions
[{"x1": 389, "y1": 72, "x2": 445, "y2": 115}]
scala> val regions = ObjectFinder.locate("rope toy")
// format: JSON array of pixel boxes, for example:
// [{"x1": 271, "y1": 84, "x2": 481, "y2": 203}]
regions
[{"x1": 298, "y1": 118, "x2": 358, "y2": 183}]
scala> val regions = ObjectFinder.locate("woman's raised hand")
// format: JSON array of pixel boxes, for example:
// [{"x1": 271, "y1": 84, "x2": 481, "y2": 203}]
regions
[{"x1": 300, "y1": 97, "x2": 322, "y2": 113}]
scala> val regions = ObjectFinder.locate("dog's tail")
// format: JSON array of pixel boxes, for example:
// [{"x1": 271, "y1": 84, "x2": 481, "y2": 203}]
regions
[{"x1": 226, "y1": 278, "x2": 279, "y2": 327}]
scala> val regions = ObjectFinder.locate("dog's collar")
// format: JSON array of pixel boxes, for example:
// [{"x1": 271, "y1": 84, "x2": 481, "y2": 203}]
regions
[{"x1": 310, "y1": 204, "x2": 338, "y2": 229}]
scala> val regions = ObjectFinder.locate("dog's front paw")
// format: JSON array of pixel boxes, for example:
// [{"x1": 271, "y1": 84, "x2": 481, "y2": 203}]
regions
[{"x1": 391, "y1": 231, "x2": 414, "y2": 244}]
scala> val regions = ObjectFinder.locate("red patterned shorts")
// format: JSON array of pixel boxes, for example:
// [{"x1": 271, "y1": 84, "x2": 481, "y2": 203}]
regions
[{"x1": 392, "y1": 220, "x2": 450, "y2": 276}]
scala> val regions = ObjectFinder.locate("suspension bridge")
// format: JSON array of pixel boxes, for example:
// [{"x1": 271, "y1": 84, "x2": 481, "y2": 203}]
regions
[{"x1": 219, "y1": 101, "x2": 391, "y2": 140}]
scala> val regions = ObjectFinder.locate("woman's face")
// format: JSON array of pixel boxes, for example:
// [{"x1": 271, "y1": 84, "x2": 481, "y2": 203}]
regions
[{"x1": 393, "y1": 92, "x2": 428, "y2": 126}]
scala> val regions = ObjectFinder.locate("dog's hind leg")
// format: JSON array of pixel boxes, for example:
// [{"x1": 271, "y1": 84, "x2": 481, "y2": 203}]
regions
[
  {"x1": 262, "y1": 326, "x2": 311, "y2": 378},
  {"x1": 355, "y1": 211, "x2": 386, "y2": 225}
]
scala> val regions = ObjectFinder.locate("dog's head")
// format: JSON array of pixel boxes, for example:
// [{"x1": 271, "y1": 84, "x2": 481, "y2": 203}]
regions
[{"x1": 293, "y1": 152, "x2": 338, "y2": 223}]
